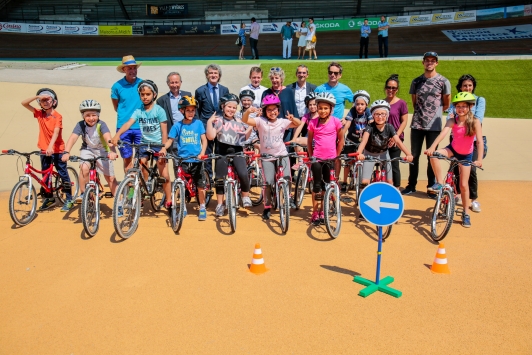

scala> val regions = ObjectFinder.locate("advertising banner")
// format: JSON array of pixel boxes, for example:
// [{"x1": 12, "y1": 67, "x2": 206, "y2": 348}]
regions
[
  {"x1": 454, "y1": 10, "x2": 476, "y2": 22},
  {"x1": 181, "y1": 24, "x2": 220, "y2": 35},
  {"x1": 99, "y1": 25, "x2": 132, "y2": 35},
  {"x1": 409, "y1": 14, "x2": 432, "y2": 26},
  {"x1": 506, "y1": 5, "x2": 525, "y2": 18},
  {"x1": 315, "y1": 18, "x2": 380, "y2": 31},
  {"x1": 431, "y1": 12, "x2": 455, "y2": 25},
  {"x1": 63, "y1": 25, "x2": 82, "y2": 35},
  {"x1": 0, "y1": 22, "x2": 26, "y2": 33},
  {"x1": 525, "y1": 4, "x2": 532, "y2": 16},
  {"x1": 26, "y1": 24, "x2": 45, "y2": 34},
  {"x1": 388, "y1": 16, "x2": 411, "y2": 27},
  {"x1": 80, "y1": 25, "x2": 99, "y2": 35},
  {"x1": 44, "y1": 24, "x2": 64, "y2": 34},
  {"x1": 442, "y1": 24, "x2": 532, "y2": 41},
  {"x1": 144, "y1": 25, "x2": 181, "y2": 35},
  {"x1": 146, "y1": 3, "x2": 188, "y2": 17},
  {"x1": 260, "y1": 22, "x2": 285, "y2": 33},
  {"x1": 476, "y1": 7, "x2": 505, "y2": 21},
  {"x1": 221, "y1": 23, "x2": 251, "y2": 35},
  {"x1": 132, "y1": 25, "x2": 144, "y2": 35}
]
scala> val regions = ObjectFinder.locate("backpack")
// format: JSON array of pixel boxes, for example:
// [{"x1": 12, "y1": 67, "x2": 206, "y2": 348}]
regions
[{"x1": 79, "y1": 120, "x2": 110, "y2": 152}]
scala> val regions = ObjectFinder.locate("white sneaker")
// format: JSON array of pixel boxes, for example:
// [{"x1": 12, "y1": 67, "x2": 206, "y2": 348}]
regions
[
  {"x1": 215, "y1": 204, "x2": 225, "y2": 217},
  {"x1": 470, "y1": 200, "x2": 481, "y2": 213},
  {"x1": 242, "y1": 196, "x2": 252, "y2": 208}
]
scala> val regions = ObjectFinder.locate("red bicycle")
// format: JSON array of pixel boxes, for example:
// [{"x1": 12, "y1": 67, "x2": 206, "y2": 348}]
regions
[{"x1": 2, "y1": 149, "x2": 79, "y2": 226}]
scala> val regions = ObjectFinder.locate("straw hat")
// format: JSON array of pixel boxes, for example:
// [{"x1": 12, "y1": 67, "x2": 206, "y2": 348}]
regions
[{"x1": 116, "y1": 55, "x2": 142, "y2": 73}]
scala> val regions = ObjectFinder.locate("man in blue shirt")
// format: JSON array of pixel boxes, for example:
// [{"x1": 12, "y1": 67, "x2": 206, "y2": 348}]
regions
[
  {"x1": 111, "y1": 55, "x2": 143, "y2": 172},
  {"x1": 315, "y1": 62, "x2": 353, "y2": 120},
  {"x1": 280, "y1": 21, "x2": 295, "y2": 59},
  {"x1": 378, "y1": 16, "x2": 389, "y2": 58},
  {"x1": 359, "y1": 19, "x2": 371, "y2": 59}
]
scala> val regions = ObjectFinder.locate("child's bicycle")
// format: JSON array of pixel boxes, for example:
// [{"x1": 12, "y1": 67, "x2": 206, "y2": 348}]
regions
[
  {"x1": 69, "y1": 155, "x2": 113, "y2": 237},
  {"x1": 2, "y1": 149, "x2": 78, "y2": 226},
  {"x1": 244, "y1": 144, "x2": 263, "y2": 206},
  {"x1": 166, "y1": 153, "x2": 212, "y2": 234},
  {"x1": 257, "y1": 152, "x2": 299, "y2": 234},
  {"x1": 290, "y1": 143, "x2": 313, "y2": 211},
  {"x1": 360, "y1": 155, "x2": 411, "y2": 241},
  {"x1": 112, "y1": 141, "x2": 167, "y2": 239},
  {"x1": 428, "y1": 152, "x2": 483, "y2": 241},
  {"x1": 342, "y1": 141, "x2": 363, "y2": 205}
]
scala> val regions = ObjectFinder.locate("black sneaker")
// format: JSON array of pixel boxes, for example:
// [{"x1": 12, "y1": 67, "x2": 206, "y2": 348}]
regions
[
  {"x1": 340, "y1": 182, "x2": 348, "y2": 193},
  {"x1": 401, "y1": 186, "x2": 416, "y2": 195},
  {"x1": 262, "y1": 208, "x2": 271, "y2": 220},
  {"x1": 426, "y1": 192, "x2": 437, "y2": 200}
]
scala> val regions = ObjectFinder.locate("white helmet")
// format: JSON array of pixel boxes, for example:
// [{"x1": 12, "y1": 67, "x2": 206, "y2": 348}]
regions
[
  {"x1": 79, "y1": 99, "x2": 101, "y2": 113},
  {"x1": 315, "y1": 92, "x2": 336, "y2": 107},
  {"x1": 353, "y1": 90, "x2": 370, "y2": 104},
  {"x1": 370, "y1": 99, "x2": 390, "y2": 114}
]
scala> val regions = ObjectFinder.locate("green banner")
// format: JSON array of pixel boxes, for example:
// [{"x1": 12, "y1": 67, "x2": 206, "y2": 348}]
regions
[{"x1": 315, "y1": 17, "x2": 380, "y2": 32}]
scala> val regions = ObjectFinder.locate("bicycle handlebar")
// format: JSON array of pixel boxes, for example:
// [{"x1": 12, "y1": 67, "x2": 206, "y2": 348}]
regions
[
  {"x1": 1, "y1": 149, "x2": 43, "y2": 157},
  {"x1": 69, "y1": 155, "x2": 109, "y2": 163},
  {"x1": 111, "y1": 140, "x2": 165, "y2": 149},
  {"x1": 362, "y1": 156, "x2": 413, "y2": 165},
  {"x1": 165, "y1": 153, "x2": 207, "y2": 163},
  {"x1": 429, "y1": 152, "x2": 484, "y2": 170}
]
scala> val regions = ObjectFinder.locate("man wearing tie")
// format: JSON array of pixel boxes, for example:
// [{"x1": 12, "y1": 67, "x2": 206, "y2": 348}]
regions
[{"x1": 194, "y1": 63, "x2": 229, "y2": 179}]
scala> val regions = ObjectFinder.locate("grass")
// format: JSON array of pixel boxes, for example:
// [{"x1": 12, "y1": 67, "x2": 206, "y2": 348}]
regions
[{"x1": 260, "y1": 60, "x2": 532, "y2": 119}]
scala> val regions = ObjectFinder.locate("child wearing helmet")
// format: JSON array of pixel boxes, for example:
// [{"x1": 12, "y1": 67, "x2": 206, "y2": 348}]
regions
[
  {"x1": 162, "y1": 95, "x2": 209, "y2": 221},
  {"x1": 341, "y1": 89, "x2": 373, "y2": 192},
  {"x1": 242, "y1": 94, "x2": 301, "y2": 220},
  {"x1": 206, "y1": 93, "x2": 254, "y2": 216},
  {"x1": 21, "y1": 88, "x2": 74, "y2": 211},
  {"x1": 62, "y1": 100, "x2": 119, "y2": 201},
  {"x1": 307, "y1": 92, "x2": 344, "y2": 226},
  {"x1": 236, "y1": 90, "x2": 259, "y2": 148},
  {"x1": 357, "y1": 100, "x2": 413, "y2": 186},
  {"x1": 425, "y1": 92, "x2": 483, "y2": 228},
  {"x1": 291, "y1": 92, "x2": 318, "y2": 148},
  {"x1": 111, "y1": 79, "x2": 172, "y2": 210}
]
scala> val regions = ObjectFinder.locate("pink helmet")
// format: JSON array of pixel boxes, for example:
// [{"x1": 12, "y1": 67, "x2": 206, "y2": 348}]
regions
[{"x1": 261, "y1": 94, "x2": 281, "y2": 108}]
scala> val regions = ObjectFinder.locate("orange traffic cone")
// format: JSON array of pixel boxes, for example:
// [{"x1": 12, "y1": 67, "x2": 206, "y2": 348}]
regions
[
  {"x1": 431, "y1": 242, "x2": 451, "y2": 274},
  {"x1": 249, "y1": 243, "x2": 269, "y2": 274}
]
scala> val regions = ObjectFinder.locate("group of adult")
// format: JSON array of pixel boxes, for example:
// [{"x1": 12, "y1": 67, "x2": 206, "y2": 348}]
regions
[{"x1": 111, "y1": 51, "x2": 486, "y2": 212}]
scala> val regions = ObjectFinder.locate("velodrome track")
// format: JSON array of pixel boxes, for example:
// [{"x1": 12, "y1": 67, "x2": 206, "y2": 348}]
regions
[{"x1": 0, "y1": 16, "x2": 531, "y2": 354}]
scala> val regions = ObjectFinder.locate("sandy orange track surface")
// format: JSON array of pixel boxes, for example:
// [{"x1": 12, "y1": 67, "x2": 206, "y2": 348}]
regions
[{"x1": 0, "y1": 180, "x2": 530, "y2": 354}]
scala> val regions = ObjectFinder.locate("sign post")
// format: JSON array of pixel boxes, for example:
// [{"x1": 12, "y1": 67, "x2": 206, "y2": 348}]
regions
[{"x1": 353, "y1": 182, "x2": 403, "y2": 298}]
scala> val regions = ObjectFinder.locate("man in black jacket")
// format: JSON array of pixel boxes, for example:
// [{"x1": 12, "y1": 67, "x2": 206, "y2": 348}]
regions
[
  {"x1": 288, "y1": 64, "x2": 317, "y2": 119},
  {"x1": 156, "y1": 72, "x2": 192, "y2": 137}
]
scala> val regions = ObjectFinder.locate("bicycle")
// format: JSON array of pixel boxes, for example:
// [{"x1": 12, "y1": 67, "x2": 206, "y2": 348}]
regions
[
  {"x1": 112, "y1": 141, "x2": 167, "y2": 239},
  {"x1": 428, "y1": 152, "x2": 483, "y2": 241},
  {"x1": 257, "y1": 152, "x2": 299, "y2": 234},
  {"x1": 69, "y1": 155, "x2": 113, "y2": 237},
  {"x1": 289, "y1": 143, "x2": 313, "y2": 211},
  {"x1": 244, "y1": 145, "x2": 263, "y2": 206},
  {"x1": 342, "y1": 141, "x2": 363, "y2": 205},
  {"x1": 166, "y1": 153, "x2": 212, "y2": 234},
  {"x1": 359, "y1": 155, "x2": 411, "y2": 241},
  {"x1": 2, "y1": 149, "x2": 78, "y2": 226}
]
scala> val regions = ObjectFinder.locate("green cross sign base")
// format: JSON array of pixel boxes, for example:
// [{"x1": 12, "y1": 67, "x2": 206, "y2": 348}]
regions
[{"x1": 353, "y1": 275, "x2": 402, "y2": 298}]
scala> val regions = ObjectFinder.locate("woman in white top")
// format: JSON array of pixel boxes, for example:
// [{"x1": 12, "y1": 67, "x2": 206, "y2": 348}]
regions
[
  {"x1": 305, "y1": 17, "x2": 317, "y2": 60},
  {"x1": 297, "y1": 21, "x2": 309, "y2": 60}
]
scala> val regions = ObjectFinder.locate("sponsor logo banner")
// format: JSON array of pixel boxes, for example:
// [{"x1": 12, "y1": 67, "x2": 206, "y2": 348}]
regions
[
  {"x1": 525, "y1": 4, "x2": 532, "y2": 16},
  {"x1": 454, "y1": 10, "x2": 476, "y2": 22},
  {"x1": 442, "y1": 24, "x2": 532, "y2": 41},
  {"x1": 221, "y1": 23, "x2": 251, "y2": 35},
  {"x1": 0, "y1": 22, "x2": 26, "y2": 32},
  {"x1": 506, "y1": 5, "x2": 525, "y2": 18},
  {"x1": 476, "y1": 7, "x2": 505, "y2": 21},
  {"x1": 44, "y1": 24, "x2": 63, "y2": 34},
  {"x1": 81, "y1": 25, "x2": 99, "y2": 35},
  {"x1": 132, "y1": 25, "x2": 144, "y2": 35},
  {"x1": 63, "y1": 25, "x2": 81, "y2": 35},
  {"x1": 260, "y1": 22, "x2": 284, "y2": 33},
  {"x1": 409, "y1": 14, "x2": 432, "y2": 26},
  {"x1": 144, "y1": 25, "x2": 181, "y2": 35},
  {"x1": 99, "y1": 25, "x2": 132, "y2": 35},
  {"x1": 432, "y1": 12, "x2": 455, "y2": 24},
  {"x1": 181, "y1": 24, "x2": 220, "y2": 35},
  {"x1": 146, "y1": 3, "x2": 188, "y2": 17},
  {"x1": 315, "y1": 18, "x2": 380, "y2": 31},
  {"x1": 144, "y1": 24, "x2": 220, "y2": 35},
  {"x1": 26, "y1": 24, "x2": 45, "y2": 34},
  {"x1": 388, "y1": 16, "x2": 411, "y2": 27}
]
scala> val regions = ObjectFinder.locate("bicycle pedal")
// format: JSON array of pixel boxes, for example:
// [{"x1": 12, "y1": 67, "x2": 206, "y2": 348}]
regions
[{"x1": 104, "y1": 192, "x2": 113, "y2": 198}]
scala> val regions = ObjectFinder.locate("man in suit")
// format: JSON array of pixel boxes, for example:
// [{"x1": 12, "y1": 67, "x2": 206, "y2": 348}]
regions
[
  {"x1": 288, "y1": 64, "x2": 317, "y2": 118},
  {"x1": 156, "y1": 71, "x2": 192, "y2": 137},
  {"x1": 194, "y1": 63, "x2": 229, "y2": 178}
]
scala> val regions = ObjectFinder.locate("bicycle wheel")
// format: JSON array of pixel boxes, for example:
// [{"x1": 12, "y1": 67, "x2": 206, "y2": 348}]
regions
[
  {"x1": 81, "y1": 185, "x2": 99, "y2": 237},
  {"x1": 294, "y1": 166, "x2": 308, "y2": 210},
  {"x1": 55, "y1": 166, "x2": 79, "y2": 203},
  {"x1": 227, "y1": 183, "x2": 237, "y2": 233},
  {"x1": 171, "y1": 182, "x2": 185, "y2": 234},
  {"x1": 278, "y1": 182, "x2": 290, "y2": 233},
  {"x1": 9, "y1": 180, "x2": 37, "y2": 226},
  {"x1": 248, "y1": 165, "x2": 263, "y2": 206},
  {"x1": 324, "y1": 186, "x2": 342, "y2": 239},
  {"x1": 150, "y1": 178, "x2": 165, "y2": 212},
  {"x1": 431, "y1": 188, "x2": 455, "y2": 241},
  {"x1": 113, "y1": 176, "x2": 141, "y2": 239},
  {"x1": 354, "y1": 164, "x2": 362, "y2": 206},
  {"x1": 196, "y1": 168, "x2": 213, "y2": 208}
]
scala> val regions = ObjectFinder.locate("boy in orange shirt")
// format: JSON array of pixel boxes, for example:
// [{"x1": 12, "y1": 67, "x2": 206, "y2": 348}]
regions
[{"x1": 21, "y1": 88, "x2": 74, "y2": 211}]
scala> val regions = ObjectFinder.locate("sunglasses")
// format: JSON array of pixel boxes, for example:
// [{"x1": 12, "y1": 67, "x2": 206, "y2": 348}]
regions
[
  {"x1": 385, "y1": 86, "x2": 398, "y2": 91},
  {"x1": 328, "y1": 70, "x2": 341, "y2": 76},
  {"x1": 423, "y1": 51, "x2": 438, "y2": 59},
  {"x1": 270, "y1": 67, "x2": 282, "y2": 72}
]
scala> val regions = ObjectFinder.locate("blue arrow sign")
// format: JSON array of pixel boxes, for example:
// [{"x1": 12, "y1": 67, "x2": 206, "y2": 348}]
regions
[{"x1": 359, "y1": 182, "x2": 404, "y2": 226}]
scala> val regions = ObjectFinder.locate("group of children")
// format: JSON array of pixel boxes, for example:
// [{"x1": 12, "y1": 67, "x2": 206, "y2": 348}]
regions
[{"x1": 21, "y1": 76, "x2": 483, "y2": 228}]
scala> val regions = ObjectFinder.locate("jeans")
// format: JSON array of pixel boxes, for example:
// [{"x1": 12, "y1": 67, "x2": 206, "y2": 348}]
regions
[
  {"x1": 40, "y1": 153, "x2": 72, "y2": 200},
  {"x1": 378, "y1": 35, "x2": 388, "y2": 57},
  {"x1": 250, "y1": 38, "x2": 259, "y2": 59},
  {"x1": 407, "y1": 128, "x2": 440, "y2": 190},
  {"x1": 282, "y1": 38, "x2": 292, "y2": 58},
  {"x1": 359, "y1": 37, "x2": 369, "y2": 58},
  {"x1": 388, "y1": 145, "x2": 401, "y2": 187}
]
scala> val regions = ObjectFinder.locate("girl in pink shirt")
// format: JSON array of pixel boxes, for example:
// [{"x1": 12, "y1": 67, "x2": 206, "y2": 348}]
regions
[
  {"x1": 425, "y1": 92, "x2": 483, "y2": 228},
  {"x1": 307, "y1": 92, "x2": 344, "y2": 226}
]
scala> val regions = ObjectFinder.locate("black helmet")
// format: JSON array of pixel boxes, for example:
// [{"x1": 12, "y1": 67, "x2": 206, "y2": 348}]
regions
[
  {"x1": 239, "y1": 89, "x2": 255, "y2": 101},
  {"x1": 137, "y1": 79, "x2": 159, "y2": 100},
  {"x1": 179, "y1": 95, "x2": 198, "y2": 109},
  {"x1": 219, "y1": 93, "x2": 240, "y2": 109},
  {"x1": 36, "y1": 88, "x2": 58, "y2": 108}
]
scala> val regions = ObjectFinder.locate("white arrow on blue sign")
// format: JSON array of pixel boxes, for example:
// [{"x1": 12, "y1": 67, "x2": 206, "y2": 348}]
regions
[{"x1": 359, "y1": 182, "x2": 404, "y2": 227}]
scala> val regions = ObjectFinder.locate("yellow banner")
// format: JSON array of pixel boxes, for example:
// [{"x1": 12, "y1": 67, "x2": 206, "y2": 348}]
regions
[{"x1": 99, "y1": 25, "x2": 132, "y2": 36}]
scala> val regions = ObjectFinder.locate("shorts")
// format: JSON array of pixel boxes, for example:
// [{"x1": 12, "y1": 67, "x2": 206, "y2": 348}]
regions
[
  {"x1": 139, "y1": 145, "x2": 164, "y2": 161},
  {"x1": 117, "y1": 128, "x2": 142, "y2": 159},
  {"x1": 362, "y1": 150, "x2": 392, "y2": 181},
  {"x1": 80, "y1": 149, "x2": 114, "y2": 176},
  {"x1": 445, "y1": 145, "x2": 473, "y2": 166},
  {"x1": 182, "y1": 162, "x2": 206, "y2": 189},
  {"x1": 342, "y1": 141, "x2": 359, "y2": 155}
]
